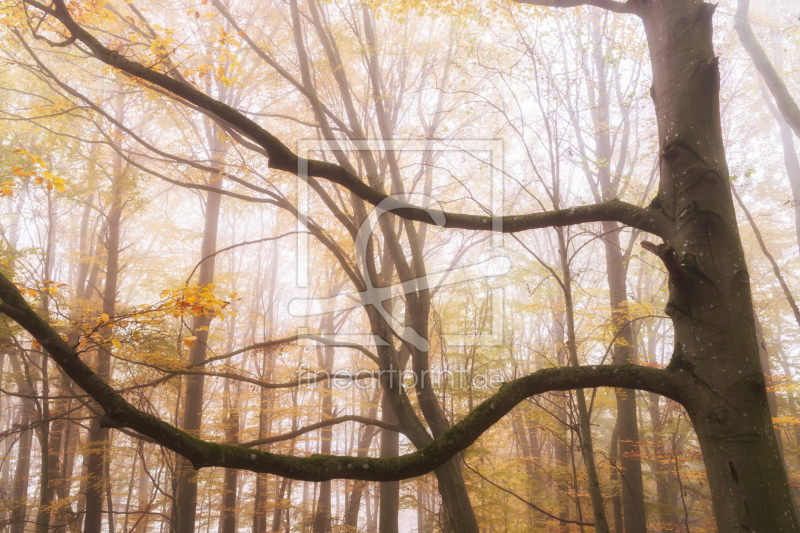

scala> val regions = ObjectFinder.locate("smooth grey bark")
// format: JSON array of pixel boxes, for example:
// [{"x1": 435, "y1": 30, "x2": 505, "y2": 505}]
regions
[{"x1": 640, "y1": 0, "x2": 796, "y2": 528}]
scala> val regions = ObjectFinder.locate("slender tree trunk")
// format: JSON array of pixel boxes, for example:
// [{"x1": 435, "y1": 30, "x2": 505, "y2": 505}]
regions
[
  {"x1": 83, "y1": 88, "x2": 124, "y2": 533},
  {"x1": 344, "y1": 391, "x2": 380, "y2": 530},
  {"x1": 609, "y1": 425, "x2": 624, "y2": 533},
  {"x1": 254, "y1": 237, "x2": 279, "y2": 533},
  {"x1": 556, "y1": 228, "x2": 609, "y2": 533},
  {"x1": 174, "y1": 133, "x2": 226, "y2": 533},
  {"x1": 271, "y1": 477, "x2": 290, "y2": 532},
  {"x1": 9, "y1": 374, "x2": 33, "y2": 533},
  {"x1": 35, "y1": 189, "x2": 57, "y2": 533},
  {"x1": 312, "y1": 319, "x2": 335, "y2": 533},
  {"x1": 219, "y1": 378, "x2": 240, "y2": 533},
  {"x1": 573, "y1": 14, "x2": 647, "y2": 527}
]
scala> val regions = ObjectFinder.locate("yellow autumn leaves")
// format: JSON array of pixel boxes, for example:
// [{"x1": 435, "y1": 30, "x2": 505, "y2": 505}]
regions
[{"x1": 4, "y1": 148, "x2": 68, "y2": 196}]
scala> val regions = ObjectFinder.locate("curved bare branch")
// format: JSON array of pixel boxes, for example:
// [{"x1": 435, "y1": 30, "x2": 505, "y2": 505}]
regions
[{"x1": 239, "y1": 416, "x2": 399, "y2": 448}]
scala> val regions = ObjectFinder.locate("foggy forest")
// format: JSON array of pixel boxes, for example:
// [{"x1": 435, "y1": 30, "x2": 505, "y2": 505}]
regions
[{"x1": 0, "y1": 0, "x2": 799, "y2": 531}]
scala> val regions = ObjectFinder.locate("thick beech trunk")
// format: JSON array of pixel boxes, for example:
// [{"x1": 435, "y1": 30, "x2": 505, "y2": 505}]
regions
[{"x1": 642, "y1": 1, "x2": 797, "y2": 528}]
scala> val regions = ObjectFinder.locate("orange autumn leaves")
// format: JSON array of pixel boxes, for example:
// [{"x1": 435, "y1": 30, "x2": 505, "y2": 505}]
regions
[{"x1": 4, "y1": 148, "x2": 68, "y2": 197}]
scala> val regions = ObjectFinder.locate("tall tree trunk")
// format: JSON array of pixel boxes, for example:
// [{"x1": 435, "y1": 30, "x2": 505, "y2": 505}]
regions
[
  {"x1": 312, "y1": 313, "x2": 335, "y2": 533},
  {"x1": 556, "y1": 228, "x2": 609, "y2": 533},
  {"x1": 570, "y1": 13, "x2": 647, "y2": 527},
  {"x1": 174, "y1": 133, "x2": 226, "y2": 533},
  {"x1": 83, "y1": 87, "x2": 124, "y2": 533},
  {"x1": 9, "y1": 356, "x2": 34, "y2": 533},
  {"x1": 609, "y1": 425, "x2": 624, "y2": 533},
  {"x1": 379, "y1": 392, "x2": 400, "y2": 533},
  {"x1": 344, "y1": 391, "x2": 381, "y2": 530},
  {"x1": 253, "y1": 236, "x2": 279, "y2": 533},
  {"x1": 640, "y1": 1, "x2": 798, "y2": 528},
  {"x1": 35, "y1": 187, "x2": 58, "y2": 533},
  {"x1": 219, "y1": 377, "x2": 240, "y2": 533},
  {"x1": 761, "y1": 31, "x2": 800, "y2": 249}
]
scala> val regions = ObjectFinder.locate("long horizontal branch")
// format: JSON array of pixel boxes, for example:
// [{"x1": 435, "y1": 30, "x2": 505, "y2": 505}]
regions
[
  {"x1": 117, "y1": 335, "x2": 380, "y2": 392},
  {"x1": 513, "y1": 0, "x2": 636, "y2": 15},
  {"x1": 28, "y1": 0, "x2": 668, "y2": 238},
  {"x1": 239, "y1": 416, "x2": 399, "y2": 448},
  {"x1": 121, "y1": 367, "x2": 378, "y2": 393},
  {"x1": 0, "y1": 271, "x2": 690, "y2": 481}
]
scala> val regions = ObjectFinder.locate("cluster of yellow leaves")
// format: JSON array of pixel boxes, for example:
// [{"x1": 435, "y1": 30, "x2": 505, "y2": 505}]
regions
[
  {"x1": 159, "y1": 283, "x2": 235, "y2": 320},
  {"x1": 68, "y1": 0, "x2": 119, "y2": 27},
  {"x1": 11, "y1": 148, "x2": 67, "y2": 192},
  {"x1": 69, "y1": 283, "x2": 237, "y2": 355},
  {"x1": 178, "y1": 18, "x2": 243, "y2": 88},
  {"x1": 16, "y1": 280, "x2": 67, "y2": 299}
]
